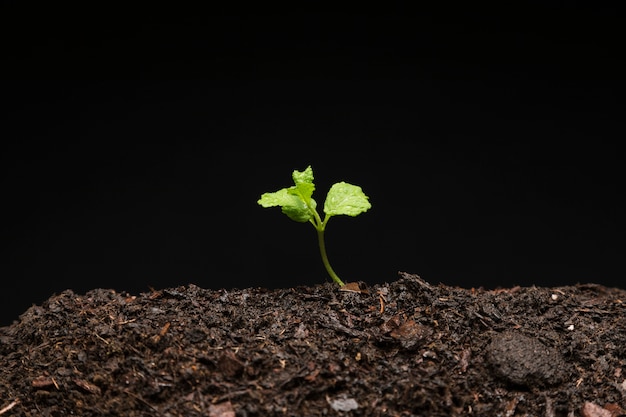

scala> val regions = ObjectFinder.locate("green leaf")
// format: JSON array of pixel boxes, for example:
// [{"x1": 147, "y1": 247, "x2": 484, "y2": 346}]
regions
[
  {"x1": 257, "y1": 166, "x2": 318, "y2": 223},
  {"x1": 292, "y1": 165, "x2": 314, "y2": 185},
  {"x1": 289, "y1": 182, "x2": 315, "y2": 204},
  {"x1": 323, "y1": 182, "x2": 371, "y2": 217},
  {"x1": 258, "y1": 188, "x2": 294, "y2": 208},
  {"x1": 282, "y1": 196, "x2": 316, "y2": 222},
  {"x1": 258, "y1": 188, "x2": 315, "y2": 222}
]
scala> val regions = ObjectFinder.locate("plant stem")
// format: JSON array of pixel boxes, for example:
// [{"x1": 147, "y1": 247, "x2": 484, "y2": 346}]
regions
[{"x1": 316, "y1": 229, "x2": 345, "y2": 286}]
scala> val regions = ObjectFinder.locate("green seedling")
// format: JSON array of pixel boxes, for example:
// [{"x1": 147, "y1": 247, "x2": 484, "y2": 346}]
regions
[{"x1": 257, "y1": 165, "x2": 371, "y2": 286}]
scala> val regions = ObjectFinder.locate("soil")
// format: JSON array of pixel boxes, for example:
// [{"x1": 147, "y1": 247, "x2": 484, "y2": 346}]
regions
[{"x1": 1, "y1": 272, "x2": 625, "y2": 417}]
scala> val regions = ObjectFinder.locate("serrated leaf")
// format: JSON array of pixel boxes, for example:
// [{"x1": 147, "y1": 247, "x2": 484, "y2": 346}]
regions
[
  {"x1": 258, "y1": 188, "x2": 314, "y2": 222},
  {"x1": 289, "y1": 182, "x2": 315, "y2": 203},
  {"x1": 257, "y1": 166, "x2": 317, "y2": 223},
  {"x1": 292, "y1": 165, "x2": 314, "y2": 185},
  {"x1": 282, "y1": 196, "x2": 316, "y2": 222},
  {"x1": 257, "y1": 188, "x2": 294, "y2": 208},
  {"x1": 324, "y1": 182, "x2": 371, "y2": 217}
]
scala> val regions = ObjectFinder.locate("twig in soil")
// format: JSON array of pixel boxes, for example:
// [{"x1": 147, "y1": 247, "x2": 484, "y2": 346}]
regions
[
  {"x1": 124, "y1": 390, "x2": 159, "y2": 412},
  {"x1": 152, "y1": 321, "x2": 171, "y2": 344},
  {"x1": 377, "y1": 289, "x2": 387, "y2": 314},
  {"x1": 0, "y1": 399, "x2": 19, "y2": 415},
  {"x1": 215, "y1": 389, "x2": 251, "y2": 403}
]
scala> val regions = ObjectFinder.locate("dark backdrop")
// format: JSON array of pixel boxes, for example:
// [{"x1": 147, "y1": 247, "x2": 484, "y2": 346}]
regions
[{"x1": 1, "y1": 5, "x2": 623, "y2": 326}]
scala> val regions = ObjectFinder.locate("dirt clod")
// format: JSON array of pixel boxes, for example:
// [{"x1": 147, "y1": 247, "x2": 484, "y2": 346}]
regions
[{"x1": 486, "y1": 330, "x2": 570, "y2": 388}]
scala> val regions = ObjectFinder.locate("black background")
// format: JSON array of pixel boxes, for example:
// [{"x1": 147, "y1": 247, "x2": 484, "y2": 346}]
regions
[{"x1": 1, "y1": 5, "x2": 623, "y2": 326}]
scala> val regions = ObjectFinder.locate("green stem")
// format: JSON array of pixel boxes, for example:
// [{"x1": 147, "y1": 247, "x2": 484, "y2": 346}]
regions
[{"x1": 316, "y1": 228, "x2": 345, "y2": 286}]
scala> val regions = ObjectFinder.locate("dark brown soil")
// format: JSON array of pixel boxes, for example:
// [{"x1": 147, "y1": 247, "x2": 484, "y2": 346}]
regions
[{"x1": 1, "y1": 272, "x2": 625, "y2": 416}]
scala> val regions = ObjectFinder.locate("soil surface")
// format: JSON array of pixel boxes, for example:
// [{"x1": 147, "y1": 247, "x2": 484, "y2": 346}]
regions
[{"x1": 1, "y1": 272, "x2": 625, "y2": 416}]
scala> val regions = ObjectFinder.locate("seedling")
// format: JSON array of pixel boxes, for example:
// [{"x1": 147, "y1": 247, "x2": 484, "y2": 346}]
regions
[{"x1": 257, "y1": 165, "x2": 371, "y2": 286}]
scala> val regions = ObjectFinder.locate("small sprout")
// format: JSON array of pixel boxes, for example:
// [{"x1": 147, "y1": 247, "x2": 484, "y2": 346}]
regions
[{"x1": 258, "y1": 165, "x2": 371, "y2": 286}]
